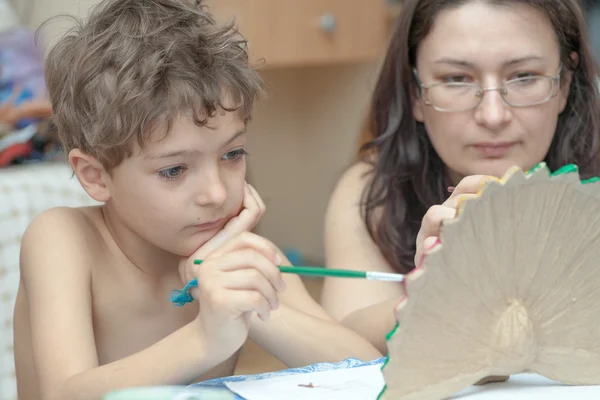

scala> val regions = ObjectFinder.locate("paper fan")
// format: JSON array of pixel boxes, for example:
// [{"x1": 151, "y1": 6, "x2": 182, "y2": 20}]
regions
[{"x1": 379, "y1": 163, "x2": 600, "y2": 400}]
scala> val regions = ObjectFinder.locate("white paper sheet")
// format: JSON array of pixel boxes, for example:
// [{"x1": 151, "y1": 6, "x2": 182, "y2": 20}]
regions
[
  {"x1": 225, "y1": 364, "x2": 385, "y2": 400},
  {"x1": 225, "y1": 366, "x2": 600, "y2": 400}
]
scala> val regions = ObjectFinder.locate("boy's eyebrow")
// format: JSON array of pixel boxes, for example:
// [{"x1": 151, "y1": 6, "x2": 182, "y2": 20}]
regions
[
  {"x1": 144, "y1": 129, "x2": 247, "y2": 160},
  {"x1": 223, "y1": 129, "x2": 247, "y2": 146},
  {"x1": 145, "y1": 150, "x2": 200, "y2": 160},
  {"x1": 433, "y1": 55, "x2": 543, "y2": 68}
]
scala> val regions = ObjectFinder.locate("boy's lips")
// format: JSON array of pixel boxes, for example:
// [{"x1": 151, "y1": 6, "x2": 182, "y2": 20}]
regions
[{"x1": 192, "y1": 218, "x2": 225, "y2": 231}]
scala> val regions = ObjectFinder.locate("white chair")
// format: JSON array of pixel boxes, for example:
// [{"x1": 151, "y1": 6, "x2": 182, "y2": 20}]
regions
[{"x1": 0, "y1": 162, "x2": 99, "y2": 400}]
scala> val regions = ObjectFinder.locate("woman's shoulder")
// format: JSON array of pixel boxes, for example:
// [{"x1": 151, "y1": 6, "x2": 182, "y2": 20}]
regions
[
  {"x1": 332, "y1": 160, "x2": 375, "y2": 202},
  {"x1": 325, "y1": 160, "x2": 380, "y2": 236}
]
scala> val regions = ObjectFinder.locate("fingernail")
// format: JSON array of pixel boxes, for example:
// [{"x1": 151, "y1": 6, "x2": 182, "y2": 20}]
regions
[
  {"x1": 275, "y1": 254, "x2": 282, "y2": 265},
  {"x1": 394, "y1": 296, "x2": 407, "y2": 317},
  {"x1": 394, "y1": 304, "x2": 402, "y2": 317},
  {"x1": 425, "y1": 238, "x2": 441, "y2": 251},
  {"x1": 447, "y1": 186, "x2": 455, "y2": 193}
]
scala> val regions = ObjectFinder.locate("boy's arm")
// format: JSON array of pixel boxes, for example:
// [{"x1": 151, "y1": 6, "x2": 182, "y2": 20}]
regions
[
  {"x1": 248, "y1": 253, "x2": 383, "y2": 368},
  {"x1": 18, "y1": 209, "x2": 219, "y2": 400}
]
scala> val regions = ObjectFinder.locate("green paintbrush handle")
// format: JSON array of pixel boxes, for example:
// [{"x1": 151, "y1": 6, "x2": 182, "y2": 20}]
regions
[
  {"x1": 278, "y1": 266, "x2": 368, "y2": 279},
  {"x1": 191, "y1": 260, "x2": 403, "y2": 281}
]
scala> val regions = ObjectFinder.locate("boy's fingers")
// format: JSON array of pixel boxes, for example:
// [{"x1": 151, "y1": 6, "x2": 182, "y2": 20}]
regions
[
  {"x1": 222, "y1": 249, "x2": 285, "y2": 292},
  {"x1": 207, "y1": 232, "x2": 280, "y2": 266},
  {"x1": 190, "y1": 185, "x2": 260, "y2": 258},
  {"x1": 181, "y1": 184, "x2": 270, "y2": 285},
  {"x1": 219, "y1": 269, "x2": 280, "y2": 310},
  {"x1": 201, "y1": 183, "x2": 262, "y2": 253},
  {"x1": 194, "y1": 229, "x2": 231, "y2": 259},
  {"x1": 236, "y1": 182, "x2": 262, "y2": 227},
  {"x1": 210, "y1": 289, "x2": 272, "y2": 320},
  {"x1": 198, "y1": 248, "x2": 284, "y2": 292},
  {"x1": 215, "y1": 184, "x2": 262, "y2": 243},
  {"x1": 246, "y1": 183, "x2": 266, "y2": 217},
  {"x1": 239, "y1": 291, "x2": 272, "y2": 321}
]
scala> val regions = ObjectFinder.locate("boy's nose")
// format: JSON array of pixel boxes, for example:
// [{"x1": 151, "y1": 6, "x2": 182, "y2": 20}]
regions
[{"x1": 195, "y1": 172, "x2": 227, "y2": 207}]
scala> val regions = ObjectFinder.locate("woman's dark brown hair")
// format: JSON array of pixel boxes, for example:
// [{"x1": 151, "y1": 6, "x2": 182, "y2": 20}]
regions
[{"x1": 360, "y1": 0, "x2": 600, "y2": 274}]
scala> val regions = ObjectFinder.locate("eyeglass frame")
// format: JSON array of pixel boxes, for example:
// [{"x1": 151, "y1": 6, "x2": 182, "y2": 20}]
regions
[{"x1": 412, "y1": 65, "x2": 563, "y2": 112}]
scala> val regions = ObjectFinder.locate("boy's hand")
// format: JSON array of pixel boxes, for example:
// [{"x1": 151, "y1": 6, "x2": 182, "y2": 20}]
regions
[
  {"x1": 191, "y1": 232, "x2": 286, "y2": 359},
  {"x1": 414, "y1": 175, "x2": 492, "y2": 266},
  {"x1": 179, "y1": 182, "x2": 265, "y2": 284},
  {"x1": 177, "y1": 182, "x2": 285, "y2": 358}
]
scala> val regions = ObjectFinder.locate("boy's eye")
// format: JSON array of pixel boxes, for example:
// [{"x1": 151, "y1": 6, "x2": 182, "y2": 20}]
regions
[
  {"x1": 222, "y1": 148, "x2": 248, "y2": 161},
  {"x1": 158, "y1": 166, "x2": 185, "y2": 180}
]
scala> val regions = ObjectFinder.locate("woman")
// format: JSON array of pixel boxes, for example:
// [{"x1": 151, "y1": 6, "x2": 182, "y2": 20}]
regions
[{"x1": 321, "y1": 0, "x2": 600, "y2": 354}]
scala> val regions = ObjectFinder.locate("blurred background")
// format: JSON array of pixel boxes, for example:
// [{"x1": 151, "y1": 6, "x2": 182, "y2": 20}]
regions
[{"x1": 1, "y1": 0, "x2": 599, "y2": 397}]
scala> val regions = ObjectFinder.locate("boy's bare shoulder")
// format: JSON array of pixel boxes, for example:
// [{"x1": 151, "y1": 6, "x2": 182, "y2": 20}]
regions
[
  {"x1": 22, "y1": 206, "x2": 104, "y2": 245},
  {"x1": 20, "y1": 206, "x2": 106, "y2": 277}
]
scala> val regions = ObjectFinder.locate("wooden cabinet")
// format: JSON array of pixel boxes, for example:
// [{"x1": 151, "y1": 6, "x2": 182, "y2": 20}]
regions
[{"x1": 205, "y1": 0, "x2": 392, "y2": 68}]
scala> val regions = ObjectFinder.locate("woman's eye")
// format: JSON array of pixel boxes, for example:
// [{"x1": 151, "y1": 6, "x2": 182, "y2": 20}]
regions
[
  {"x1": 514, "y1": 72, "x2": 535, "y2": 79},
  {"x1": 509, "y1": 71, "x2": 543, "y2": 82},
  {"x1": 443, "y1": 75, "x2": 471, "y2": 83},
  {"x1": 157, "y1": 166, "x2": 185, "y2": 180}
]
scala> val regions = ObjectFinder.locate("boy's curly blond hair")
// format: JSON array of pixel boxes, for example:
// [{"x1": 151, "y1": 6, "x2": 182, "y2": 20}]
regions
[{"x1": 44, "y1": 0, "x2": 264, "y2": 170}]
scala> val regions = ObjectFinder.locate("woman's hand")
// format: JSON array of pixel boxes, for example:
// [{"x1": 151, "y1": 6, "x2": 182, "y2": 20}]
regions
[{"x1": 414, "y1": 175, "x2": 495, "y2": 266}]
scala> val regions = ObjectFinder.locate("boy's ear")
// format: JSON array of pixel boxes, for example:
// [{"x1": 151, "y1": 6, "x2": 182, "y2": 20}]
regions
[{"x1": 69, "y1": 149, "x2": 111, "y2": 202}]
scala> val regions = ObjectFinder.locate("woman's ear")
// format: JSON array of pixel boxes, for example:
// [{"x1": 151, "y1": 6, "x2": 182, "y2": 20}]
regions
[
  {"x1": 69, "y1": 149, "x2": 111, "y2": 202},
  {"x1": 559, "y1": 52, "x2": 579, "y2": 113},
  {"x1": 412, "y1": 83, "x2": 425, "y2": 122}
]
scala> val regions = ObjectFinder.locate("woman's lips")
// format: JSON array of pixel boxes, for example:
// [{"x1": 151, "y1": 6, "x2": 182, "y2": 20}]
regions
[{"x1": 473, "y1": 141, "x2": 518, "y2": 158}]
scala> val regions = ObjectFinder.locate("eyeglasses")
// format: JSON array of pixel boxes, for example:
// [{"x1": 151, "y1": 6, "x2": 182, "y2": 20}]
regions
[{"x1": 413, "y1": 66, "x2": 562, "y2": 112}]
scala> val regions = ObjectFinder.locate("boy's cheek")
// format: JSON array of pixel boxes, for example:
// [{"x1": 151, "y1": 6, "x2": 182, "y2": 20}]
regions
[{"x1": 235, "y1": 200, "x2": 244, "y2": 215}]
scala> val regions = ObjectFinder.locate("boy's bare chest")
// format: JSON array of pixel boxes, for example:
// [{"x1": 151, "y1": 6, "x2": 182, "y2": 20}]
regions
[{"x1": 90, "y1": 274, "x2": 239, "y2": 381}]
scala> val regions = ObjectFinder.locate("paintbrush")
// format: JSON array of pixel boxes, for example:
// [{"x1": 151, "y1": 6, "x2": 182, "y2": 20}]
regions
[
  {"x1": 193, "y1": 259, "x2": 405, "y2": 281},
  {"x1": 170, "y1": 260, "x2": 404, "y2": 306}
]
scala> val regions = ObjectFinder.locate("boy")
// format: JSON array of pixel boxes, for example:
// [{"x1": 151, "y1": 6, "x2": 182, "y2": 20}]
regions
[{"x1": 12, "y1": 1, "x2": 382, "y2": 399}]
